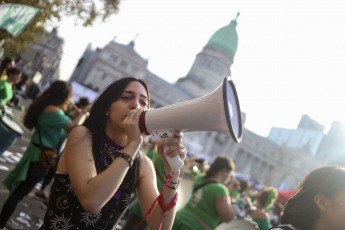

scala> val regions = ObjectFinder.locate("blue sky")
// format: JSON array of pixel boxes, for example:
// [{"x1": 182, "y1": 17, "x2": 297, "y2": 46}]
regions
[{"x1": 55, "y1": 0, "x2": 345, "y2": 137}]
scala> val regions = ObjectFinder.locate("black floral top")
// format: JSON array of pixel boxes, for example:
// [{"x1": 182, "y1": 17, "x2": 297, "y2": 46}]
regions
[{"x1": 40, "y1": 135, "x2": 139, "y2": 230}]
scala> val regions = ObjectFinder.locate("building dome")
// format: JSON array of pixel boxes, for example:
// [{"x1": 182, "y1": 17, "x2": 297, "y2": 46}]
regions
[{"x1": 206, "y1": 13, "x2": 239, "y2": 59}]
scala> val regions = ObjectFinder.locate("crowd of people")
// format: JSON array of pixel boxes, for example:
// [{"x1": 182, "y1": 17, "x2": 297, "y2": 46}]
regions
[{"x1": 0, "y1": 56, "x2": 344, "y2": 230}]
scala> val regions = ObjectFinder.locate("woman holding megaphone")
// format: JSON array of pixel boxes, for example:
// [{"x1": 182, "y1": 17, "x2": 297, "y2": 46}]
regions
[{"x1": 39, "y1": 77, "x2": 187, "y2": 230}]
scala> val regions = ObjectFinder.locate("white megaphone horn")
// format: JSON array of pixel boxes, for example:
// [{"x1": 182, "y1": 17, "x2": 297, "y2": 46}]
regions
[{"x1": 139, "y1": 76, "x2": 243, "y2": 143}]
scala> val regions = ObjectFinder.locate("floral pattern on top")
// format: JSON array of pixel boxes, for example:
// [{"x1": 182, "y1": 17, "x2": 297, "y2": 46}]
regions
[{"x1": 40, "y1": 137, "x2": 139, "y2": 230}]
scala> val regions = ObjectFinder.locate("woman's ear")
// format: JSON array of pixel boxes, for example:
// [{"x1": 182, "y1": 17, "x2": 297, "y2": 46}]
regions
[
  {"x1": 105, "y1": 111, "x2": 109, "y2": 116},
  {"x1": 314, "y1": 194, "x2": 329, "y2": 212}
]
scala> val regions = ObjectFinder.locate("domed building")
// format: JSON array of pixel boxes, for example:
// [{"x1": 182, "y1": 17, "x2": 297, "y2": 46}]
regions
[
  {"x1": 69, "y1": 14, "x2": 322, "y2": 190},
  {"x1": 175, "y1": 13, "x2": 240, "y2": 98}
]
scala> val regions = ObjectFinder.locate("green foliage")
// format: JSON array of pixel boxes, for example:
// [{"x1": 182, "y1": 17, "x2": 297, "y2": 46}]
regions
[{"x1": 0, "y1": 0, "x2": 120, "y2": 57}]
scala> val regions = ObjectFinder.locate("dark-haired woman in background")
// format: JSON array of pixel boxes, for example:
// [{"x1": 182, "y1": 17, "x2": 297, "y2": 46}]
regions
[
  {"x1": 172, "y1": 156, "x2": 238, "y2": 230},
  {"x1": 0, "y1": 81, "x2": 87, "y2": 230},
  {"x1": 270, "y1": 165, "x2": 345, "y2": 230}
]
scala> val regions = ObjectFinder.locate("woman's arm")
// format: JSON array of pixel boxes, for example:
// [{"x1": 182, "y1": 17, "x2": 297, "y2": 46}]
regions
[
  {"x1": 136, "y1": 154, "x2": 179, "y2": 230},
  {"x1": 216, "y1": 195, "x2": 237, "y2": 222},
  {"x1": 64, "y1": 104, "x2": 92, "y2": 130},
  {"x1": 60, "y1": 126, "x2": 139, "y2": 214},
  {"x1": 42, "y1": 105, "x2": 90, "y2": 131},
  {"x1": 136, "y1": 132, "x2": 186, "y2": 229}
]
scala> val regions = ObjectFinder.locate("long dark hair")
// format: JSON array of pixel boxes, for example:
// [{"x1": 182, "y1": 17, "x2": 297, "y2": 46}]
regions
[
  {"x1": 205, "y1": 156, "x2": 235, "y2": 179},
  {"x1": 256, "y1": 187, "x2": 278, "y2": 211},
  {"x1": 83, "y1": 77, "x2": 150, "y2": 173},
  {"x1": 0, "y1": 57, "x2": 14, "y2": 76},
  {"x1": 23, "y1": 81, "x2": 72, "y2": 130},
  {"x1": 280, "y1": 165, "x2": 345, "y2": 229}
]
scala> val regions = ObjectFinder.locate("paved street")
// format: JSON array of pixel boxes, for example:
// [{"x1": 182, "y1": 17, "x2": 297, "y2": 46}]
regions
[{"x1": 0, "y1": 108, "x2": 48, "y2": 230}]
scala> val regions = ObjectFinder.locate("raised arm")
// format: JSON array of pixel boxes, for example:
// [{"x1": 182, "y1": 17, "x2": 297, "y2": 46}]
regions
[
  {"x1": 58, "y1": 126, "x2": 140, "y2": 214},
  {"x1": 136, "y1": 132, "x2": 186, "y2": 229}
]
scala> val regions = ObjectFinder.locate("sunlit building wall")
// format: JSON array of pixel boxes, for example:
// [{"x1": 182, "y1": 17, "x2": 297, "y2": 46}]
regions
[{"x1": 67, "y1": 17, "x2": 323, "y2": 190}]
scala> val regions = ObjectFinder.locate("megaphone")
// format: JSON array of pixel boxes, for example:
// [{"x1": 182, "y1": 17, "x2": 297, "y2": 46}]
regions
[{"x1": 139, "y1": 76, "x2": 243, "y2": 143}]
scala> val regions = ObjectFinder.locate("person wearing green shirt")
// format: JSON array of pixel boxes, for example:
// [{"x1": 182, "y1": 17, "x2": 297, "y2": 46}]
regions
[
  {"x1": 0, "y1": 57, "x2": 15, "y2": 81},
  {"x1": 172, "y1": 156, "x2": 238, "y2": 230},
  {"x1": 0, "y1": 67, "x2": 20, "y2": 108},
  {"x1": 0, "y1": 81, "x2": 87, "y2": 230},
  {"x1": 245, "y1": 187, "x2": 278, "y2": 230}
]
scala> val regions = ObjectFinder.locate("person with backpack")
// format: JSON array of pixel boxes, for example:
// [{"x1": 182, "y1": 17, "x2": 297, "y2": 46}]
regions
[{"x1": 172, "y1": 156, "x2": 238, "y2": 230}]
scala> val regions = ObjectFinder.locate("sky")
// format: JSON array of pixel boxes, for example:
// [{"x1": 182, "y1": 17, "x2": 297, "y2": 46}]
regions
[{"x1": 53, "y1": 0, "x2": 345, "y2": 137}]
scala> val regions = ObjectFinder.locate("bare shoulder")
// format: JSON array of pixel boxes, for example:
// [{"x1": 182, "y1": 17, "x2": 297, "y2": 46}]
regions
[
  {"x1": 69, "y1": 125, "x2": 90, "y2": 136},
  {"x1": 58, "y1": 126, "x2": 92, "y2": 173},
  {"x1": 42, "y1": 105, "x2": 60, "y2": 113},
  {"x1": 138, "y1": 154, "x2": 155, "y2": 177},
  {"x1": 138, "y1": 154, "x2": 154, "y2": 169},
  {"x1": 68, "y1": 125, "x2": 91, "y2": 138},
  {"x1": 66, "y1": 125, "x2": 92, "y2": 148}
]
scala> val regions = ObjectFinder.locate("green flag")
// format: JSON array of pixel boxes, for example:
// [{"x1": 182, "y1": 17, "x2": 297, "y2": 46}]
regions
[{"x1": 0, "y1": 3, "x2": 40, "y2": 37}]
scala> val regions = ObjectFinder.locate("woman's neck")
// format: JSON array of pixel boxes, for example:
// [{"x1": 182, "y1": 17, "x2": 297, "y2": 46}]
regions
[
  {"x1": 105, "y1": 128, "x2": 127, "y2": 147},
  {"x1": 312, "y1": 218, "x2": 329, "y2": 230},
  {"x1": 208, "y1": 173, "x2": 224, "y2": 184}
]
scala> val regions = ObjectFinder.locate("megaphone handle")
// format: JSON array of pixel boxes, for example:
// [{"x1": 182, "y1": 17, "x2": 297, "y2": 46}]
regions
[{"x1": 152, "y1": 129, "x2": 184, "y2": 172}]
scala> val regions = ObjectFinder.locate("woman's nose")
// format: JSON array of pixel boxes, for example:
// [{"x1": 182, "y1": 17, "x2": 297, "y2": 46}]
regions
[{"x1": 130, "y1": 99, "x2": 140, "y2": 110}]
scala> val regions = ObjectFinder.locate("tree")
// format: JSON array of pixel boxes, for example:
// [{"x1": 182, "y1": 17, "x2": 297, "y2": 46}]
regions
[{"x1": 0, "y1": 0, "x2": 120, "y2": 57}]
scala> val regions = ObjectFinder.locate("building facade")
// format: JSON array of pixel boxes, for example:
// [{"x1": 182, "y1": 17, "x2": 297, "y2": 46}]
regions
[
  {"x1": 68, "y1": 16, "x2": 323, "y2": 190},
  {"x1": 19, "y1": 28, "x2": 64, "y2": 89}
]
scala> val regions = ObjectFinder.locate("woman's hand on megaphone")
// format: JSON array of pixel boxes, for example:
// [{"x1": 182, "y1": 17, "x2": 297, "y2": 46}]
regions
[
  {"x1": 157, "y1": 131, "x2": 187, "y2": 172},
  {"x1": 123, "y1": 108, "x2": 144, "y2": 152}
]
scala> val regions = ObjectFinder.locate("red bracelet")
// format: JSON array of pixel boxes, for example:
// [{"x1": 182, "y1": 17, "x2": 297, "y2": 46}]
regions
[{"x1": 135, "y1": 173, "x2": 178, "y2": 230}]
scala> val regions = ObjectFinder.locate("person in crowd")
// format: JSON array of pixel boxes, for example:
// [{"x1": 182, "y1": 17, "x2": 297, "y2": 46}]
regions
[
  {"x1": 66, "y1": 97, "x2": 91, "y2": 120},
  {"x1": 25, "y1": 81, "x2": 41, "y2": 100},
  {"x1": 270, "y1": 165, "x2": 345, "y2": 230},
  {"x1": 270, "y1": 202, "x2": 284, "y2": 227},
  {"x1": 172, "y1": 156, "x2": 238, "y2": 230},
  {"x1": 34, "y1": 97, "x2": 92, "y2": 207},
  {"x1": 13, "y1": 74, "x2": 30, "y2": 96},
  {"x1": 230, "y1": 179, "x2": 249, "y2": 199},
  {"x1": 186, "y1": 158, "x2": 209, "y2": 178},
  {"x1": 34, "y1": 161, "x2": 59, "y2": 208},
  {"x1": 0, "y1": 67, "x2": 21, "y2": 108},
  {"x1": 246, "y1": 186, "x2": 278, "y2": 230},
  {"x1": 0, "y1": 57, "x2": 15, "y2": 81},
  {"x1": 10, "y1": 73, "x2": 30, "y2": 107},
  {"x1": 39, "y1": 77, "x2": 187, "y2": 230},
  {"x1": 0, "y1": 81, "x2": 88, "y2": 230}
]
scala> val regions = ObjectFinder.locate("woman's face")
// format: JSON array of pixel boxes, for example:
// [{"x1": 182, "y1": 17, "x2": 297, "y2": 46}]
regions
[
  {"x1": 61, "y1": 91, "x2": 73, "y2": 112},
  {"x1": 6, "y1": 60, "x2": 14, "y2": 69},
  {"x1": 323, "y1": 189, "x2": 345, "y2": 230},
  {"x1": 106, "y1": 81, "x2": 148, "y2": 132}
]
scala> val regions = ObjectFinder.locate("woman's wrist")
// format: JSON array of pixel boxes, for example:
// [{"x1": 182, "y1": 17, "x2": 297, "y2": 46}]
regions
[
  {"x1": 164, "y1": 170, "x2": 180, "y2": 185},
  {"x1": 122, "y1": 142, "x2": 141, "y2": 158},
  {"x1": 81, "y1": 110, "x2": 90, "y2": 116}
]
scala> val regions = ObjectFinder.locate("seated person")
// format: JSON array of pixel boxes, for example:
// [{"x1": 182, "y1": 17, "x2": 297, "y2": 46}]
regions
[{"x1": 246, "y1": 187, "x2": 278, "y2": 230}]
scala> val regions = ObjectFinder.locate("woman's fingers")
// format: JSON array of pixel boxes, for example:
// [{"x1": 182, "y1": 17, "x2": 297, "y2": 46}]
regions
[
  {"x1": 124, "y1": 109, "x2": 143, "y2": 124},
  {"x1": 123, "y1": 109, "x2": 144, "y2": 144},
  {"x1": 164, "y1": 136, "x2": 187, "y2": 161}
]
